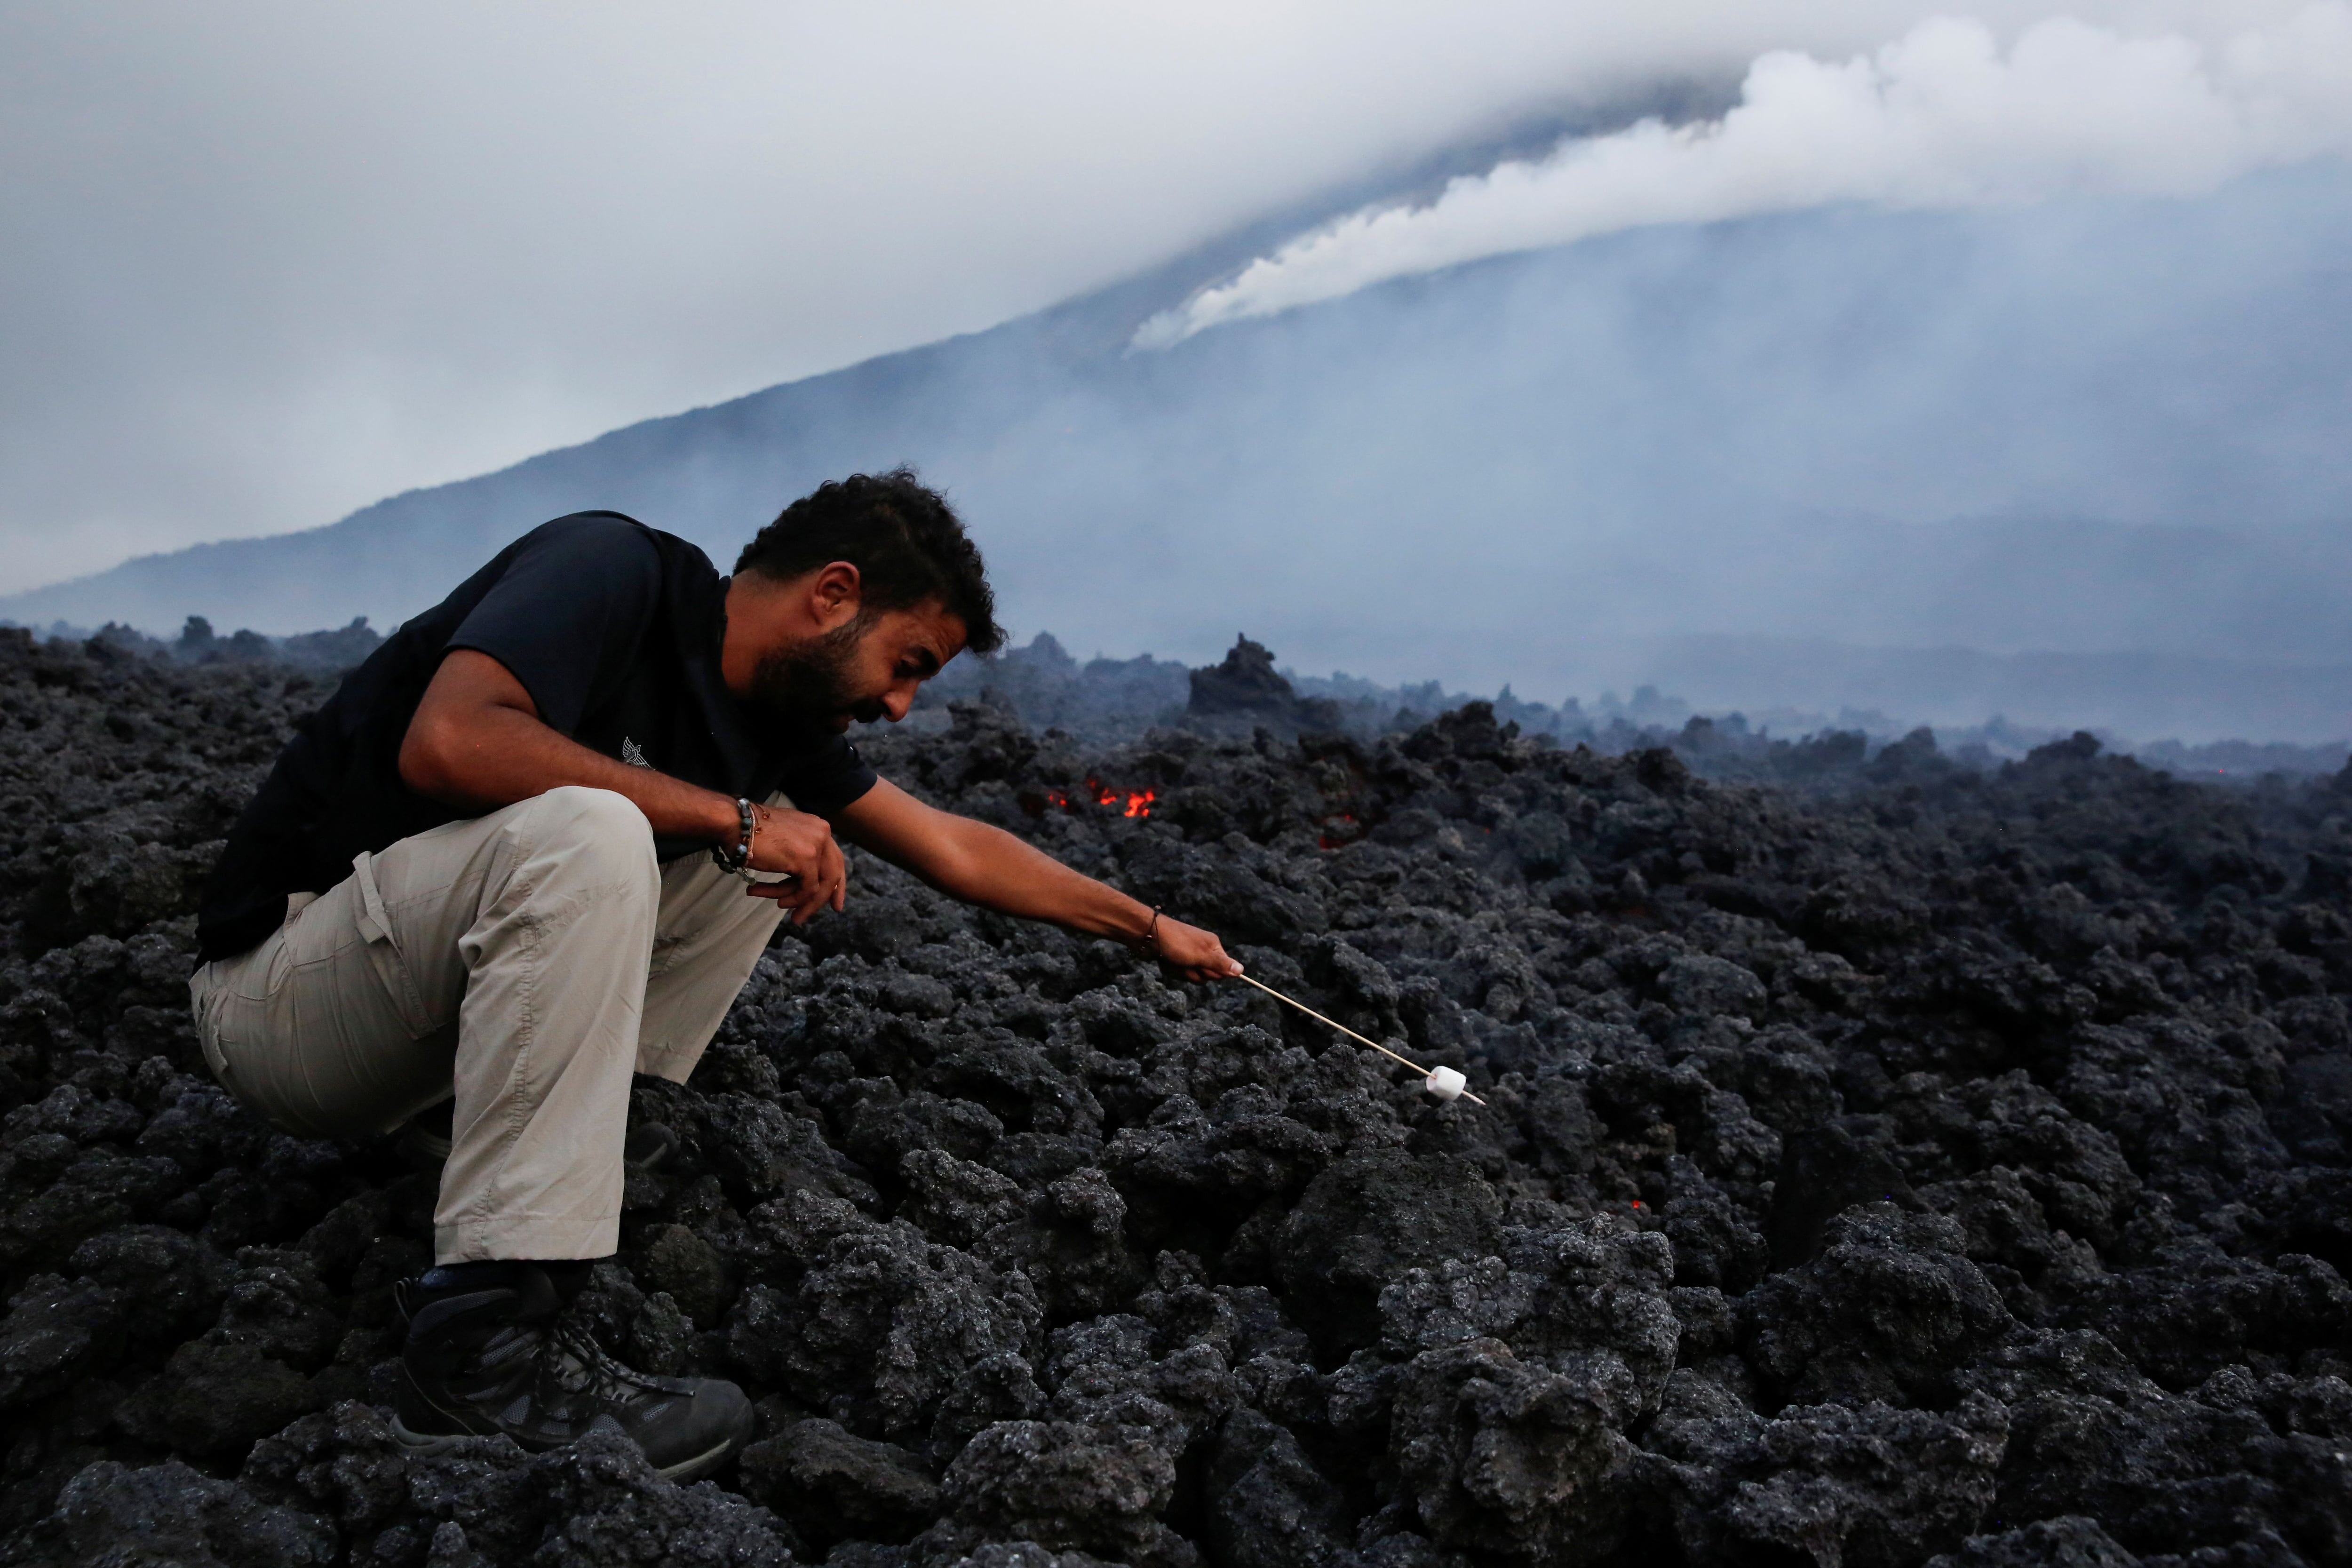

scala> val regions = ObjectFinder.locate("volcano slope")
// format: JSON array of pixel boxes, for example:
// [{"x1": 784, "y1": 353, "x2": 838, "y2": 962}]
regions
[{"x1": 1, "y1": 629, "x2": 2350, "y2": 1568}]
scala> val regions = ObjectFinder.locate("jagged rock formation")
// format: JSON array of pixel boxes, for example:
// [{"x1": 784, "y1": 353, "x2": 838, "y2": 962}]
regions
[
  {"x1": 1184, "y1": 638, "x2": 1343, "y2": 738},
  {"x1": 1, "y1": 625, "x2": 2349, "y2": 1566}
]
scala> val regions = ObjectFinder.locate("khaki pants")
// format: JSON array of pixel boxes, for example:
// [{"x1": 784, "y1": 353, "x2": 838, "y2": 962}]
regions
[{"x1": 189, "y1": 786, "x2": 786, "y2": 1265}]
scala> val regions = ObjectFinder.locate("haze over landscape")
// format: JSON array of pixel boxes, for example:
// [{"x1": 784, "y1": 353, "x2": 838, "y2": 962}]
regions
[
  {"x1": 16, "y1": 14, "x2": 2352, "y2": 1566},
  {"x1": 6, "y1": 2, "x2": 2351, "y2": 743}
]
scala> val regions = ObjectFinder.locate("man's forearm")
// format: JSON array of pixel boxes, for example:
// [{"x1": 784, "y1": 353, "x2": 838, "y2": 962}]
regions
[
  {"x1": 836, "y1": 780, "x2": 1238, "y2": 979},
  {"x1": 907, "y1": 817, "x2": 1152, "y2": 941},
  {"x1": 403, "y1": 702, "x2": 739, "y2": 844}
]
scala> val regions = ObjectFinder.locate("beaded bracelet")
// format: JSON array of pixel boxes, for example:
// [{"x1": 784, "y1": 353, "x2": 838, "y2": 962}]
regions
[{"x1": 711, "y1": 797, "x2": 756, "y2": 873}]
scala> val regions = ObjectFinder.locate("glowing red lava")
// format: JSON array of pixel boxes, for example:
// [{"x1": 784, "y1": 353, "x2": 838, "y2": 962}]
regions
[{"x1": 1039, "y1": 781, "x2": 1155, "y2": 819}]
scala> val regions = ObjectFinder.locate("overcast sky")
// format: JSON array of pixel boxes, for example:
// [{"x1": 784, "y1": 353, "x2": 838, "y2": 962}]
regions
[{"x1": 0, "y1": 0, "x2": 2333, "y2": 595}]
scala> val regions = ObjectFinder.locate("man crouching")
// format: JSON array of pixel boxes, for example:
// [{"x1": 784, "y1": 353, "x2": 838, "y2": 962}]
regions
[{"x1": 189, "y1": 469, "x2": 1238, "y2": 1479}]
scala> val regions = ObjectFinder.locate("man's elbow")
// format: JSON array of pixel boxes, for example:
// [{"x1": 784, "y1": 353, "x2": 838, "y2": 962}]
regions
[
  {"x1": 908, "y1": 819, "x2": 998, "y2": 897},
  {"x1": 397, "y1": 712, "x2": 465, "y2": 798}
]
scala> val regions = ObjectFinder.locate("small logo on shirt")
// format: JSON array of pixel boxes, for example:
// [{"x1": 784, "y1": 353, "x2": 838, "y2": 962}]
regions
[{"x1": 620, "y1": 737, "x2": 651, "y2": 769}]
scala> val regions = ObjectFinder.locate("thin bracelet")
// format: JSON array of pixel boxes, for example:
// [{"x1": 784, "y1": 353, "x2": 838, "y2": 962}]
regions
[{"x1": 1140, "y1": 906, "x2": 1162, "y2": 950}]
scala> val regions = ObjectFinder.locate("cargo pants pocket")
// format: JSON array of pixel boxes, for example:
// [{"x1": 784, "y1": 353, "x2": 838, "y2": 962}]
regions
[
  {"x1": 351, "y1": 851, "x2": 441, "y2": 1040},
  {"x1": 188, "y1": 962, "x2": 237, "y2": 1090}
]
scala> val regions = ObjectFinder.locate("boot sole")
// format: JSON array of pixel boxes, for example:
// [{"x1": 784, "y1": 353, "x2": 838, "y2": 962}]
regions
[{"x1": 389, "y1": 1415, "x2": 740, "y2": 1482}]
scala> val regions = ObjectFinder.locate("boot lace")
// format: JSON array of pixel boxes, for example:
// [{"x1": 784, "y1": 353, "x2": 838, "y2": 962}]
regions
[{"x1": 544, "y1": 1316, "x2": 663, "y2": 1409}]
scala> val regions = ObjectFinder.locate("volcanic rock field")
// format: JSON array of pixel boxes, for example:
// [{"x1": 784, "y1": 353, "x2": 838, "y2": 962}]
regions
[{"x1": 1, "y1": 624, "x2": 2349, "y2": 1567}]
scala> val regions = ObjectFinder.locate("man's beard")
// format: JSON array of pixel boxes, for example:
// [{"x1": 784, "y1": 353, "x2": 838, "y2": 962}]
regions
[{"x1": 747, "y1": 616, "x2": 886, "y2": 729}]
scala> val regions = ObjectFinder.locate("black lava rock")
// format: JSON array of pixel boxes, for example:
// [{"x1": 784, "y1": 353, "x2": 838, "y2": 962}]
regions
[{"x1": 1, "y1": 629, "x2": 2350, "y2": 1566}]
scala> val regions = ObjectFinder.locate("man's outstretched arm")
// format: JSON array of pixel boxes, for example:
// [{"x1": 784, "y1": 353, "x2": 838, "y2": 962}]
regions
[
  {"x1": 831, "y1": 779, "x2": 1241, "y2": 982},
  {"x1": 399, "y1": 649, "x2": 849, "y2": 922}
]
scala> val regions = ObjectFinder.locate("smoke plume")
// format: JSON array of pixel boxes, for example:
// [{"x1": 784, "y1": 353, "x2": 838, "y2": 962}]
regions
[{"x1": 1138, "y1": 5, "x2": 2352, "y2": 347}]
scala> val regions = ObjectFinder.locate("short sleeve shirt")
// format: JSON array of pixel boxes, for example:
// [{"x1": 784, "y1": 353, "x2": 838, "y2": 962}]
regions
[{"x1": 196, "y1": 514, "x2": 876, "y2": 963}]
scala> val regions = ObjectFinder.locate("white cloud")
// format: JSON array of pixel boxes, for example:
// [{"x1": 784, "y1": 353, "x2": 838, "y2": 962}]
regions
[{"x1": 1138, "y1": 4, "x2": 2352, "y2": 348}]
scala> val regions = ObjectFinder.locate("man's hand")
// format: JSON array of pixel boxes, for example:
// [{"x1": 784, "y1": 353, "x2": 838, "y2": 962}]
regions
[
  {"x1": 739, "y1": 802, "x2": 848, "y2": 924},
  {"x1": 1148, "y1": 915, "x2": 1240, "y2": 984}
]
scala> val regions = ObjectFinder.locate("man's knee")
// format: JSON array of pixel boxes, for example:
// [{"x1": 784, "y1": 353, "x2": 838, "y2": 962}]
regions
[{"x1": 510, "y1": 786, "x2": 660, "y2": 888}]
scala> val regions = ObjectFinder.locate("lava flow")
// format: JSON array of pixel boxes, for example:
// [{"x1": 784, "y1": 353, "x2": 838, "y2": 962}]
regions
[{"x1": 20, "y1": 638, "x2": 2346, "y2": 1568}]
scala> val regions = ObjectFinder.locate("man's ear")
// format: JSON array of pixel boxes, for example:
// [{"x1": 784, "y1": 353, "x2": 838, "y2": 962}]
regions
[{"x1": 809, "y1": 561, "x2": 863, "y2": 629}]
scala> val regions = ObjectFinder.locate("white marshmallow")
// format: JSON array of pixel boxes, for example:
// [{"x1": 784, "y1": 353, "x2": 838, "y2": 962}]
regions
[{"x1": 1425, "y1": 1066, "x2": 1467, "y2": 1101}]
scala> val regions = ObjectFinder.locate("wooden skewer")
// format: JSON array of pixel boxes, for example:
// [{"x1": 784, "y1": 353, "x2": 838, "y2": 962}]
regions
[{"x1": 1232, "y1": 971, "x2": 1489, "y2": 1106}]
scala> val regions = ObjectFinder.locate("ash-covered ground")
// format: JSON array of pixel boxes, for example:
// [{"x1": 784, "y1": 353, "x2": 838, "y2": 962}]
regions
[{"x1": 2, "y1": 625, "x2": 2350, "y2": 1568}]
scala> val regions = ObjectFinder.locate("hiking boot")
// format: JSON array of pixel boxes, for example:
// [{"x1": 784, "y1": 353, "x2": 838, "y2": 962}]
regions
[
  {"x1": 390, "y1": 1261, "x2": 752, "y2": 1480},
  {"x1": 397, "y1": 1101, "x2": 677, "y2": 1177}
]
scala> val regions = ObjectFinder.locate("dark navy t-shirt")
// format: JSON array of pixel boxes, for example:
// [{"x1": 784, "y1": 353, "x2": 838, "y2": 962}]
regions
[{"x1": 195, "y1": 513, "x2": 876, "y2": 963}]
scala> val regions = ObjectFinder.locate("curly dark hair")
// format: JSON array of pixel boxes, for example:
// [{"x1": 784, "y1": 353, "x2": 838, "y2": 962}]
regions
[{"x1": 736, "y1": 468, "x2": 1003, "y2": 654}]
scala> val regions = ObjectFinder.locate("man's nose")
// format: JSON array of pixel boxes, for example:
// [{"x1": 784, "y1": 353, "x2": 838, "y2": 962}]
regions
[{"x1": 883, "y1": 685, "x2": 914, "y2": 722}]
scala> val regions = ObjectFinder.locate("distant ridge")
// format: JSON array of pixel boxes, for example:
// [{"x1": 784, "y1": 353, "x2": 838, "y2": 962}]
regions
[{"x1": 10, "y1": 162, "x2": 2352, "y2": 743}]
